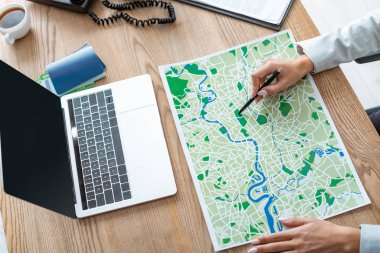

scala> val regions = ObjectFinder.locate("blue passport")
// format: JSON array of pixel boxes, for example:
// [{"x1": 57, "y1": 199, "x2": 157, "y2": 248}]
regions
[{"x1": 46, "y1": 45, "x2": 106, "y2": 95}]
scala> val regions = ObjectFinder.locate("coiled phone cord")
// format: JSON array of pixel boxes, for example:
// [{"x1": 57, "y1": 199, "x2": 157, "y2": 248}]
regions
[{"x1": 88, "y1": 0, "x2": 176, "y2": 27}]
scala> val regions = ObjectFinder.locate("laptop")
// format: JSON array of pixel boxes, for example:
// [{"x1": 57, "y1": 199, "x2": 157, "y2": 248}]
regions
[{"x1": 0, "y1": 60, "x2": 177, "y2": 218}]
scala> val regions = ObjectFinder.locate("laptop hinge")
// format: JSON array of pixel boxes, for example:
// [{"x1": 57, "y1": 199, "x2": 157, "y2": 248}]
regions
[{"x1": 61, "y1": 107, "x2": 77, "y2": 205}]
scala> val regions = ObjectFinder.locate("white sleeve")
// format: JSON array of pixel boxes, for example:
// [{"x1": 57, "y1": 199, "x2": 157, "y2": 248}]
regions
[
  {"x1": 360, "y1": 224, "x2": 380, "y2": 253},
  {"x1": 296, "y1": 9, "x2": 380, "y2": 73}
]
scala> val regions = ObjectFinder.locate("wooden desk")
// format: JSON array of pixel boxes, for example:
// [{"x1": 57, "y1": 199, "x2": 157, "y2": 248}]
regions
[{"x1": 1, "y1": 1, "x2": 380, "y2": 252}]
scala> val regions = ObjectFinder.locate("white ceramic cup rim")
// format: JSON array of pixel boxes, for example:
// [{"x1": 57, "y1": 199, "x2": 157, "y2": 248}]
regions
[{"x1": 0, "y1": 3, "x2": 28, "y2": 32}]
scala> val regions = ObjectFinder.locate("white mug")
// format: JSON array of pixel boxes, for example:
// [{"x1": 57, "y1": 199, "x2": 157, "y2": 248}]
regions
[{"x1": 0, "y1": 3, "x2": 31, "y2": 45}]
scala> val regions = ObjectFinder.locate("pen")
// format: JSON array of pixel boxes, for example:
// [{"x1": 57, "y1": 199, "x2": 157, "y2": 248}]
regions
[{"x1": 238, "y1": 68, "x2": 282, "y2": 115}]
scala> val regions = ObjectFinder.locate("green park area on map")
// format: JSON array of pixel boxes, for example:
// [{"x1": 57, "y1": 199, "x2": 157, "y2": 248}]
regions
[{"x1": 159, "y1": 31, "x2": 369, "y2": 250}]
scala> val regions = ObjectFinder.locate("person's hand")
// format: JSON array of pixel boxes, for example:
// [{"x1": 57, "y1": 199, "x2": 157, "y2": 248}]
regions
[
  {"x1": 247, "y1": 218, "x2": 360, "y2": 253},
  {"x1": 251, "y1": 55, "x2": 314, "y2": 103}
]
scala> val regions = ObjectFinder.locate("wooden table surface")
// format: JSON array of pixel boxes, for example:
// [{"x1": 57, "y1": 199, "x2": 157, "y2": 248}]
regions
[{"x1": 1, "y1": 0, "x2": 380, "y2": 252}]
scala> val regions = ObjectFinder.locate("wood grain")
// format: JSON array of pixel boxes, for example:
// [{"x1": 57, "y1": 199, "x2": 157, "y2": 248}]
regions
[{"x1": 0, "y1": 0, "x2": 379, "y2": 252}]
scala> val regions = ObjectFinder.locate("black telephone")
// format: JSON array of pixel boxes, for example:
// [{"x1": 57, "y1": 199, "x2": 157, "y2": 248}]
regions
[{"x1": 27, "y1": 0, "x2": 176, "y2": 27}]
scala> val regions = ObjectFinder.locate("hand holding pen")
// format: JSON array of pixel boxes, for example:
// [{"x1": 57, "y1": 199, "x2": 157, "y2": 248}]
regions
[{"x1": 250, "y1": 56, "x2": 314, "y2": 104}]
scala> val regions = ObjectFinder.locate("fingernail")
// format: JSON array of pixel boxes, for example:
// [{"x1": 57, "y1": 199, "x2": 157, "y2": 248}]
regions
[
  {"x1": 257, "y1": 90, "x2": 267, "y2": 96},
  {"x1": 248, "y1": 247, "x2": 258, "y2": 253},
  {"x1": 251, "y1": 239, "x2": 260, "y2": 245},
  {"x1": 278, "y1": 217, "x2": 287, "y2": 222}
]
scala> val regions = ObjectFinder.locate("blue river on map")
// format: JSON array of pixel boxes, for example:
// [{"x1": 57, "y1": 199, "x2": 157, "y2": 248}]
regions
[{"x1": 171, "y1": 64, "x2": 278, "y2": 233}]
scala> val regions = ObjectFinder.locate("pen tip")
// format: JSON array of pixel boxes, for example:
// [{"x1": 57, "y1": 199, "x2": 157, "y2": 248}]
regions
[{"x1": 278, "y1": 68, "x2": 283, "y2": 73}]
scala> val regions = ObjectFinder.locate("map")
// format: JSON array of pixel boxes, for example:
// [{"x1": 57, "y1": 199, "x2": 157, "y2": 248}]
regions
[{"x1": 159, "y1": 30, "x2": 370, "y2": 251}]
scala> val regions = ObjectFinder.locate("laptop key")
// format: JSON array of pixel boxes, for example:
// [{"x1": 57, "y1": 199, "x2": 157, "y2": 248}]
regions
[
  {"x1": 83, "y1": 168, "x2": 91, "y2": 176},
  {"x1": 79, "y1": 144, "x2": 87, "y2": 152},
  {"x1": 123, "y1": 191, "x2": 131, "y2": 200},
  {"x1": 111, "y1": 175, "x2": 119, "y2": 184},
  {"x1": 96, "y1": 194, "x2": 105, "y2": 206},
  {"x1": 82, "y1": 102, "x2": 89, "y2": 110},
  {"x1": 94, "y1": 127, "x2": 102, "y2": 136},
  {"x1": 74, "y1": 108, "x2": 82, "y2": 115},
  {"x1": 83, "y1": 109, "x2": 90, "y2": 117},
  {"x1": 120, "y1": 174, "x2": 128, "y2": 183},
  {"x1": 106, "y1": 96, "x2": 113, "y2": 104},
  {"x1": 99, "y1": 157, "x2": 107, "y2": 166},
  {"x1": 110, "y1": 118, "x2": 118, "y2": 127},
  {"x1": 121, "y1": 183, "x2": 130, "y2": 192},
  {"x1": 98, "y1": 149, "x2": 106, "y2": 158},
  {"x1": 77, "y1": 122, "x2": 84, "y2": 130},
  {"x1": 92, "y1": 112, "x2": 99, "y2": 120},
  {"x1": 101, "y1": 121, "x2": 110, "y2": 129},
  {"x1": 107, "y1": 151, "x2": 115, "y2": 160},
  {"x1": 100, "y1": 165, "x2": 108, "y2": 173},
  {"x1": 101, "y1": 173, "x2": 110, "y2": 181},
  {"x1": 88, "y1": 200, "x2": 96, "y2": 208},
  {"x1": 103, "y1": 128, "x2": 111, "y2": 136},
  {"x1": 78, "y1": 130, "x2": 85, "y2": 138},
  {"x1": 92, "y1": 169, "x2": 100, "y2": 178},
  {"x1": 108, "y1": 159, "x2": 116, "y2": 167},
  {"x1": 84, "y1": 117, "x2": 91, "y2": 124},
  {"x1": 88, "y1": 138, "x2": 95, "y2": 147},
  {"x1": 91, "y1": 105, "x2": 98, "y2": 113},
  {"x1": 95, "y1": 185, "x2": 103, "y2": 194},
  {"x1": 111, "y1": 126, "x2": 125, "y2": 165},
  {"x1": 82, "y1": 159, "x2": 90, "y2": 168},
  {"x1": 105, "y1": 144, "x2": 113, "y2": 152},
  {"x1": 93, "y1": 120, "x2": 101, "y2": 128},
  {"x1": 73, "y1": 98, "x2": 81, "y2": 108},
  {"x1": 109, "y1": 167, "x2": 117, "y2": 175},
  {"x1": 99, "y1": 107, "x2": 107, "y2": 115},
  {"x1": 107, "y1": 103, "x2": 115, "y2": 111},
  {"x1": 104, "y1": 89, "x2": 112, "y2": 96},
  {"x1": 104, "y1": 136, "x2": 112, "y2": 144},
  {"x1": 75, "y1": 115, "x2": 83, "y2": 123},
  {"x1": 104, "y1": 189, "x2": 114, "y2": 204},
  {"x1": 89, "y1": 94, "x2": 97, "y2": 106},
  {"x1": 80, "y1": 152, "x2": 89, "y2": 160},
  {"x1": 80, "y1": 138, "x2": 87, "y2": 147},
  {"x1": 112, "y1": 183, "x2": 123, "y2": 202},
  {"x1": 86, "y1": 131, "x2": 94, "y2": 139},
  {"x1": 108, "y1": 110, "x2": 116, "y2": 118},
  {"x1": 100, "y1": 114, "x2": 108, "y2": 122},
  {"x1": 103, "y1": 181, "x2": 111, "y2": 189},
  {"x1": 94, "y1": 177, "x2": 102, "y2": 186},
  {"x1": 85, "y1": 183, "x2": 94, "y2": 192},
  {"x1": 95, "y1": 135, "x2": 103, "y2": 142},
  {"x1": 89, "y1": 146, "x2": 96, "y2": 154},
  {"x1": 84, "y1": 175, "x2": 92, "y2": 184},
  {"x1": 90, "y1": 153, "x2": 98, "y2": 162},
  {"x1": 96, "y1": 92, "x2": 106, "y2": 107},
  {"x1": 118, "y1": 165, "x2": 127, "y2": 175},
  {"x1": 87, "y1": 191, "x2": 95, "y2": 200},
  {"x1": 91, "y1": 161, "x2": 99, "y2": 170},
  {"x1": 81, "y1": 95, "x2": 89, "y2": 103},
  {"x1": 85, "y1": 124, "x2": 93, "y2": 131}
]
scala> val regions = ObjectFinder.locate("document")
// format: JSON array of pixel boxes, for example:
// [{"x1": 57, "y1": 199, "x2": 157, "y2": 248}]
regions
[
  {"x1": 159, "y1": 30, "x2": 370, "y2": 251},
  {"x1": 193, "y1": 0, "x2": 292, "y2": 24}
]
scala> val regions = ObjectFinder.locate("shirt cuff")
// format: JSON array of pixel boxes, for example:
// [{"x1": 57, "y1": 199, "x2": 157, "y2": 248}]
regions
[
  {"x1": 360, "y1": 224, "x2": 380, "y2": 253},
  {"x1": 296, "y1": 43, "x2": 317, "y2": 74}
]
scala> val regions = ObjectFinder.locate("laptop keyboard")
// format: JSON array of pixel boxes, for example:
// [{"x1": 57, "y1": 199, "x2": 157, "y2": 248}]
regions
[{"x1": 68, "y1": 89, "x2": 132, "y2": 210}]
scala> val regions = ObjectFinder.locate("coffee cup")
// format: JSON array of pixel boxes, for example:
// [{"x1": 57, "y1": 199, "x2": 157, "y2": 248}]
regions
[{"x1": 0, "y1": 3, "x2": 31, "y2": 45}]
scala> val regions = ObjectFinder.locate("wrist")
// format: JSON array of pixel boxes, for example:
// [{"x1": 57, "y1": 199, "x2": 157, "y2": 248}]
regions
[
  {"x1": 295, "y1": 55, "x2": 314, "y2": 75},
  {"x1": 341, "y1": 227, "x2": 360, "y2": 253}
]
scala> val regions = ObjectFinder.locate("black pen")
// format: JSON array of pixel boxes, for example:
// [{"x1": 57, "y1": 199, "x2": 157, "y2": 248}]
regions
[{"x1": 238, "y1": 68, "x2": 282, "y2": 115}]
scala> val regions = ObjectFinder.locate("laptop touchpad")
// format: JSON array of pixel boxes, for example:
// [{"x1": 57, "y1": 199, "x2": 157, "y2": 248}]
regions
[{"x1": 118, "y1": 105, "x2": 166, "y2": 165}]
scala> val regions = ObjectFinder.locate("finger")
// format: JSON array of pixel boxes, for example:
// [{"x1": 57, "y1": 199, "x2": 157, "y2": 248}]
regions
[
  {"x1": 254, "y1": 231, "x2": 294, "y2": 245},
  {"x1": 255, "y1": 95, "x2": 263, "y2": 104},
  {"x1": 260, "y1": 79, "x2": 288, "y2": 96},
  {"x1": 251, "y1": 74, "x2": 261, "y2": 97},
  {"x1": 254, "y1": 59, "x2": 282, "y2": 79},
  {"x1": 279, "y1": 217, "x2": 315, "y2": 228},
  {"x1": 248, "y1": 241, "x2": 295, "y2": 253}
]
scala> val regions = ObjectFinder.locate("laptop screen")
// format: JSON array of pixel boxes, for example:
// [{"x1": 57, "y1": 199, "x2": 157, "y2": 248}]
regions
[{"x1": 0, "y1": 60, "x2": 76, "y2": 218}]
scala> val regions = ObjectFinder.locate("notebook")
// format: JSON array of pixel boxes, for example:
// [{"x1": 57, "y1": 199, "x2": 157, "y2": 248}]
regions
[{"x1": 177, "y1": 0, "x2": 295, "y2": 30}]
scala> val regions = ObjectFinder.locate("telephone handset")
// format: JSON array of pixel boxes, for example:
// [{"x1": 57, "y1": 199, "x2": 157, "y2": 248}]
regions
[{"x1": 27, "y1": 0, "x2": 176, "y2": 27}]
